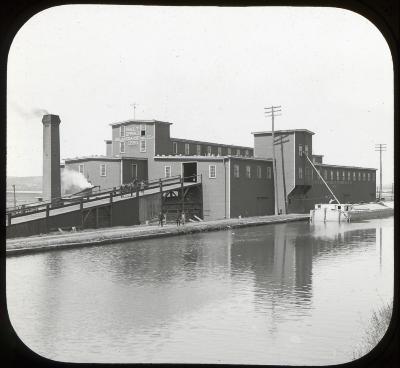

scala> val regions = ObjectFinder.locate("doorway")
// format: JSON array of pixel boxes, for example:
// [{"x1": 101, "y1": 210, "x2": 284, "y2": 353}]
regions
[{"x1": 182, "y1": 162, "x2": 197, "y2": 182}]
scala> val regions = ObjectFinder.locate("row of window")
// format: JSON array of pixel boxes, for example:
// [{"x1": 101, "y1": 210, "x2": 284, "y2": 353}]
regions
[
  {"x1": 78, "y1": 164, "x2": 107, "y2": 177},
  {"x1": 120, "y1": 124, "x2": 146, "y2": 138},
  {"x1": 299, "y1": 167, "x2": 375, "y2": 182},
  {"x1": 298, "y1": 144, "x2": 309, "y2": 157},
  {"x1": 119, "y1": 140, "x2": 146, "y2": 153},
  {"x1": 173, "y1": 142, "x2": 251, "y2": 157},
  {"x1": 164, "y1": 165, "x2": 272, "y2": 180}
]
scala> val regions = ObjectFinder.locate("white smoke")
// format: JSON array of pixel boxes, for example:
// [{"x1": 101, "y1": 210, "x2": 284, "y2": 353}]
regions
[
  {"x1": 61, "y1": 168, "x2": 93, "y2": 193},
  {"x1": 10, "y1": 101, "x2": 49, "y2": 119}
]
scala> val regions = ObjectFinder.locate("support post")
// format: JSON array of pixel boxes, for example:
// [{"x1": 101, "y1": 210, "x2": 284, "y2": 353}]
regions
[
  {"x1": 109, "y1": 193, "x2": 113, "y2": 227},
  {"x1": 7, "y1": 212, "x2": 12, "y2": 226},
  {"x1": 46, "y1": 204, "x2": 50, "y2": 233},
  {"x1": 181, "y1": 176, "x2": 184, "y2": 214},
  {"x1": 80, "y1": 199, "x2": 84, "y2": 230}
]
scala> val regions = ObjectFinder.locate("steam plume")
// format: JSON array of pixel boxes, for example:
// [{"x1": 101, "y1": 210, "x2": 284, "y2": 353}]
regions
[
  {"x1": 61, "y1": 168, "x2": 93, "y2": 193},
  {"x1": 10, "y1": 101, "x2": 49, "y2": 119}
]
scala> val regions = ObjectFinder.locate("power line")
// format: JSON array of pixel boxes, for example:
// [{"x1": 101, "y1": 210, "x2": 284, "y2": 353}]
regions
[
  {"x1": 264, "y1": 105, "x2": 282, "y2": 215},
  {"x1": 374, "y1": 143, "x2": 386, "y2": 200}
]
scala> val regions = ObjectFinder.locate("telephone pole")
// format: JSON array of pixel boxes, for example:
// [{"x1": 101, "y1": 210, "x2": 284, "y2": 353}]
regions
[
  {"x1": 131, "y1": 102, "x2": 138, "y2": 120},
  {"x1": 264, "y1": 105, "x2": 281, "y2": 215},
  {"x1": 375, "y1": 143, "x2": 386, "y2": 200}
]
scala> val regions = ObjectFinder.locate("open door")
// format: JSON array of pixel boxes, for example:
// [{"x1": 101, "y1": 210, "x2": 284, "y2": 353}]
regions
[{"x1": 182, "y1": 162, "x2": 197, "y2": 182}]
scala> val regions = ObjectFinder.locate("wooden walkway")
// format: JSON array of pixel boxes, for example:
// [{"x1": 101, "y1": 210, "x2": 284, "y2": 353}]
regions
[{"x1": 6, "y1": 213, "x2": 309, "y2": 256}]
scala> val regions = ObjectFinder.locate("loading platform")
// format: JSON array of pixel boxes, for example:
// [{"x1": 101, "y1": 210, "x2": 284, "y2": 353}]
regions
[{"x1": 6, "y1": 175, "x2": 203, "y2": 238}]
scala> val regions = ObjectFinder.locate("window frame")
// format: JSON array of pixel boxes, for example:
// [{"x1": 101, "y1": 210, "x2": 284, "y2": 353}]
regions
[
  {"x1": 140, "y1": 124, "x2": 146, "y2": 137},
  {"x1": 218, "y1": 147, "x2": 222, "y2": 156},
  {"x1": 78, "y1": 164, "x2": 84, "y2": 174},
  {"x1": 140, "y1": 139, "x2": 146, "y2": 153},
  {"x1": 165, "y1": 165, "x2": 171, "y2": 178},
  {"x1": 246, "y1": 165, "x2": 251, "y2": 179},
  {"x1": 233, "y1": 164, "x2": 240, "y2": 178},
  {"x1": 185, "y1": 143, "x2": 190, "y2": 155},
  {"x1": 209, "y1": 164, "x2": 216, "y2": 179},
  {"x1": 257, "y1": 165, "x2": 262, "y2": 179},
  {"x1": 207, "y1": 146, "x2": 212, "y2": 155},
  {"x1": 173, "y1": 142, "x2": 178, "y2": 154},
  {"x1": 236, "y1": 149, "x2": 241, "y2": 156},
  {"x1": 267, "y1": 166, "x2": 272, "y2": 179},
  {"x1": 299, "y1": 167, "x2": 303, "y2": 179},
  {"x1": 120, "y1": 141, "x2": 125, "y2": 153},
  {"x1": 227, "y1": 147, "x2": 232, "y2": 155},
  {"x1": 100, "y1": 163, "x2": 107, "y2": 177},
  {"x1": 299, "y1": 144, "x2": 303, "y2": 157},
  {"x1": 196, "y1": 144, "x2": 201, "y2": 155},
  {"x1": 120, "y1": 125, "x2": 125, "y2": 138}
]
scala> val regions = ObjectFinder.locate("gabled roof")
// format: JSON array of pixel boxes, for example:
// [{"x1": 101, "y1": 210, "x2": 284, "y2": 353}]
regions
[
  {"x1": 251, "y1": 129, "x2": 315, "y2": 136},
  {"x1": 110, "y1": 119, "x2": 172, "y2": 127}
]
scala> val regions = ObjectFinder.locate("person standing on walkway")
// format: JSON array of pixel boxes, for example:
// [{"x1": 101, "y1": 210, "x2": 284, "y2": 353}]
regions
[
  {"x1": 181, "y1": 211, "x2": 186, "y2": 226},
  {"x1": 158, "y1": 211, "x2": 164, "y2": 227},
  {"x1": 176, "y1": 211, "x2": 181, "y2": 226}
]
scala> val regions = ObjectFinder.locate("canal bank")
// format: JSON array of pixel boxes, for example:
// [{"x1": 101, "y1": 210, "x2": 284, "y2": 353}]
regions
[{"x1": 6, "y1": 213, "x2": 309, "y2": 256}]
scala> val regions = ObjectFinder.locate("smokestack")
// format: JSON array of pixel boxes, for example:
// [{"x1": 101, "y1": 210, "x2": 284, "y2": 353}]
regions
[
  {"x1": 105, "y1": 140, "x2": 112, "y2": 157},
  {"x1": 42, "y1": 114, "x2": 61, "y2": 202}
]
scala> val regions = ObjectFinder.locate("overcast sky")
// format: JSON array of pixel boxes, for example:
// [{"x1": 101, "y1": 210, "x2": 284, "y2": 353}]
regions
[{"x1": 7, "y1": 5, "x2": 394, "y2": 185}]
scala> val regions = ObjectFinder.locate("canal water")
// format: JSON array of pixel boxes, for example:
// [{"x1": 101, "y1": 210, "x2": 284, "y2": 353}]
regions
[{"x1": 6, "y1": 217, "x2": 393, "y2": 365}]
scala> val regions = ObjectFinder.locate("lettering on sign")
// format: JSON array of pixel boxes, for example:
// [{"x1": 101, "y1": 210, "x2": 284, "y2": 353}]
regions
[{"x1": 127, "y1": 140, "x2": 138, "y2": 145}]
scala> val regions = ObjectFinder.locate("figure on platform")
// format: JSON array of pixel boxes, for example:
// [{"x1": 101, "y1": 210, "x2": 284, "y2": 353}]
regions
[
  {"x1": 181, "y1": 211, "x2": 186, "y2": 226},
  {"x1": 158, "y1": 211, "x2": 164, "y2": 227},
  {"x1": 176, "y1": 211, "x2": 181, "y2": 226}
]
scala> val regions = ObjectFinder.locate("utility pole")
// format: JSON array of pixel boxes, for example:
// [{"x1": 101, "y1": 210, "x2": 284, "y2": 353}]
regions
[
  {"x1": 131, "y1": 102, "x2": 138, "y2": 120},
  {"x1": 264, "y1": 105, "x2": 281, "y2": 215},
  {"x1": 12, "y1": 184, "x2": 16, "y2": 208},
  {"x1": 375, "y1": 143, "x2": 386, "y2": 200},
  {"x1": 274, "y1": 134, "x2": 289, "y2": 214}
]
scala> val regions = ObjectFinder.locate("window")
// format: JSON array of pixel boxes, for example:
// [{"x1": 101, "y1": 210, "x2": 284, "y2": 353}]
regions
[
  {"x1": 100, "y1": 164, "x2": 106, "y2": 177},
  {"x1": 217, "y1": 147, "x2": 222, "y2": 156},
  {"x1": 140, "y1": 124, "x2": 146, "y2": 137},
  {"x1": 299, "y1": 144, "x2": 303, "y2": 157},
  {"x1": 299, "y1": 167, "x2": 303, "y2": 179},
  {"x1": 358, "y1": 172, "x2": 361, "y2": 181},
  {"x1": 120, "y1": 141, "x2": 125, "y2": 153},
  {"x1": 173, "y1": 142, "x2": 178, "y2": 154},
  {"x1": 330, "y1": 170, "x2": 334, "y2": 181},
  {"x1": 120, "y1": 125, "x2": 125, "y2": 138},
  {"x1": 245, "y1": 149, "x2": 249, "y2": 157},
  {"x1": 234, "y1": 164, "x2": 240, "y2": 178},
  {"x1": 196, "y1": 144, "x2": 201, "y2": 155},
  {"x1": 337, "y1": 171, "x2": 340, "y2": 181},
  {"x1": 236, "y1": 149, "x2": 240, "y2": 156},
  {"x1": 324, "y1": 169, "x2": 328, "y2": 180},
  {"x1": 209, "y1": 165, "x2": 216, "y2": 178},
  {"x1": 353, "y1": 171, "x2": 356, "y2": 181},
  {"x1": 185, "y1": 143, "x2": 190, "y2": 155},
  {"x1": 304, "y1": 145, "x2": 309, "y2": 156},
  {"x1": 368, "y1": 173, "x2": 371, "y2": 181},
  {"x1": 267, "y1": 166, "x2": 272, "y2": 179},
  {"x1": 246, "y1": 165, "x2": 251, "y2": 178},
  {"x1": 140, "y1": 139, "x2": 146, "y2": 152},
  {"x1": 165, "y1": 166, "x2": 171, "y2": 178},
  {"x1": 257, "y1": 166, "x2": 262, "y2": 178},
  {"x1": 227, "y1": 147, "x2": 231, "y2": 155},
  {"x1": 348, "y1": 171, "x2": 351, "y2": 181},
  {"x1": 342, "y1": 171, "x2": 345, "y2": 181},
  {"x1": 207, "y1": 146, "x2": 212, "y2": 155},
  {"x1": 78, "y1": 164, "x2": 84, "y2": 174},
  {"x1": 363, "y1": 172, "x2": 366, "y2": 181}
]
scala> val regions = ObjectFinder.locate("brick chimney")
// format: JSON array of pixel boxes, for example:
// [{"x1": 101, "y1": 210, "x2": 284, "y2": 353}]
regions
[{"x1": 42, "y1": 114, "x2": 61, "y2": 202}]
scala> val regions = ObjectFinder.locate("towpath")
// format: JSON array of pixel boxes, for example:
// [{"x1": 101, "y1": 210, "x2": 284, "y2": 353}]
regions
[{"x1": 6, "y1": 213, "x2": 309, "y2": 256}]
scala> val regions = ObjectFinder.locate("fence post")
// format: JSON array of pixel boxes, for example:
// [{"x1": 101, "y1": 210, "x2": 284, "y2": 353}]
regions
[
  {"x1": 45, "y1": 204, "x2": 50, "y2": 233},
  {"x1": 109, "y1": 193, "x2": 113, "y2": 227},
  {"x1": 80, "y1": 199, "x2": 84, "y2": 230}
]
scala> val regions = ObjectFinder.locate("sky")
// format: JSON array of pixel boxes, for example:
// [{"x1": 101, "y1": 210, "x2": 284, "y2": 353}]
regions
[{"x1": 7, "y1": 5, "x2": 394, "y2": 185}]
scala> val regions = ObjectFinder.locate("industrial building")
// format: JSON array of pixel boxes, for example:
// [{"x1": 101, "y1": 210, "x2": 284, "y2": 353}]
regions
[{"x1": 61, "y1": 117, "x2": 376, "y2": 221}]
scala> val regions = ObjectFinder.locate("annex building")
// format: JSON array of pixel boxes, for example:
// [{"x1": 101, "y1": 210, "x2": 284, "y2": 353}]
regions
[{"x1": 64, "y1": 119, "x2": 376, "y2": 220}]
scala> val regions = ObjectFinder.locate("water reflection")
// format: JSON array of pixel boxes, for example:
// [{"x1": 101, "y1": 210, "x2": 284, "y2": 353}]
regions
[{"x1": 6, "y1": 218, "x2": 392, "y2": 365}]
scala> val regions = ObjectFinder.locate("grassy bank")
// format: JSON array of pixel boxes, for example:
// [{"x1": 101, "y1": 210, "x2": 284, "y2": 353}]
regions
[{"x1": 353, "y1": 301, "x2": 393, "y2": 359}]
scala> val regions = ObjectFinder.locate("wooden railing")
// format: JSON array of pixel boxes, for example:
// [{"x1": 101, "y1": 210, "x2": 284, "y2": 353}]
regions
[{"x1": 6, "y1": 174, "x2": 202, "y2": 225}]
